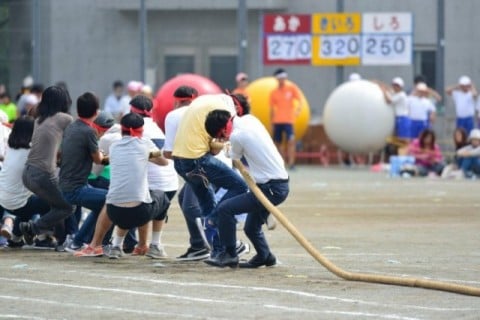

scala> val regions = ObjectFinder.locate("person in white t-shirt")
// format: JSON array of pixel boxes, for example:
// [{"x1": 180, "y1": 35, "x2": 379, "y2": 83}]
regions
[
  {"x1": 408, "y1": 82, "x2": 436, "y2": 139},
  {"x1": 203, "y1": 110, "x2": 289, "y2": 268},
  {"x1": 103, "y1": 81, "x2": 125, "y2": 122},
  {"x1": 124, "y1": 94, "x2": 178, "y2": 258},
  {"x1": 0, "y1": 117, "x2": 50, "y2": 245},
  {"x1": 446, "y1": 75, "x2": 478, "y2": 135},
  {"x1": 379, "y1": 77, "x2": 410, "y2": 140}
]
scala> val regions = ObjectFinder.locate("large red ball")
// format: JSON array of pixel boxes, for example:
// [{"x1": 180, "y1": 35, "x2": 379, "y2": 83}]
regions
[{"x1": 152, "y1": 74, "x2": 222, "y2": 131}]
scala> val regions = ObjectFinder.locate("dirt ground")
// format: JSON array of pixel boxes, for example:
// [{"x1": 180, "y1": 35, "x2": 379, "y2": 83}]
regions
[{"x1": 1, "y1": 166, "x2": 479, "y2": 320}]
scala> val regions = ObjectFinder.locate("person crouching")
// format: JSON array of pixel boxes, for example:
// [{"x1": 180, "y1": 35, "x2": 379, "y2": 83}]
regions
[{"x1": 106, "y1": 113, "x2": 170, "y2": 259}]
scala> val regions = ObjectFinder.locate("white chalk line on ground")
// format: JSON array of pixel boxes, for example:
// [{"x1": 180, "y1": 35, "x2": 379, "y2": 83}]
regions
[
  {"x1": 0, "y1": 316, "x2": 49, "y2": 320},
  {"x1": 264, "y1": 305, "x2": 421, "y2": 320},
  {"x1": 3, "y1": 271, "x2": 476, "y2": 313},
  {"x1": 283, "y1": 203, "x2": 480, "y2": 208},
  {"x1": 0, "y1": 294, "x2": 206, "y2": 319}
]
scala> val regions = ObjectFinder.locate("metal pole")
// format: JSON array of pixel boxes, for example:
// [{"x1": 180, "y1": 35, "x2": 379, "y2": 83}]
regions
[
  {"x1": 237, "y1": 0, "x2": 248, "y2": 73},
  {"x1": 435, "y1": 0, "x2": 445, "y2": 103},
  {"x1": 139, "y1": 0, "x2": 147, "y2": 83},
  {"x1": 336, "y1": 0, "x2": 344, "y2": 86},
  {"x1": 32, "y1": 0, "x2": 40, "y2": 81}
]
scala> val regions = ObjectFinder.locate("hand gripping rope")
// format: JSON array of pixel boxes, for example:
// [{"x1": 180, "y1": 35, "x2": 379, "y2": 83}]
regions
[{"x1": 232, "y1": 159, "x2": 480, "y2": 297}]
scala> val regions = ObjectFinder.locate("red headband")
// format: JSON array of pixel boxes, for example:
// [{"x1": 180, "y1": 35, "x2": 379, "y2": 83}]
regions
[
  {"x1": 121, "y1": 125, "x2": 144, "y2": 138},
  {"x1": 130, "y1": 105, "x2": 151, "y2": 117},
  {"x1": 79, "y1": 117, "x2": 107, "y2": 134},
  {"x1": 225, "y1": 91, "x2": 243, "y2": 116},
  {"x1": 216, "y1": 117, "x2": 234, "y2": 139}
]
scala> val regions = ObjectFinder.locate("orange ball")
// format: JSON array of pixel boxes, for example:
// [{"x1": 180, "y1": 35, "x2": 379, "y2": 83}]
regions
[{"x1": 245, "y1": 77, "x2": 310, "y2": 140}]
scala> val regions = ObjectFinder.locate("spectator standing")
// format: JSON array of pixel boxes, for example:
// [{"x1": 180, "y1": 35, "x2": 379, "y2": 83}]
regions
[
  {"x1": 408, "y1": 82, "x2": 436, "y2": 139},
  {"x1": 446, "y1": 75, "x2": 478, "y2": 134},
  {"x1": 104, "y1": 81, "x2": 125, "y2": 122},
  {"x1": 269, "y1": 68, "x2": 301, "y2": 169}
]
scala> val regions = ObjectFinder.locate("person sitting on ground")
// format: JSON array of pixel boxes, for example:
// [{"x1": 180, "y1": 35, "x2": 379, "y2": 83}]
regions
[
  {"x1": 456, "y1": 128, "x2": 480, "y2": 179},
  {"x1": 407, "y1": 129, "x2": 444, "y2": 177},
  {"x1": 441, "y1": 127, "x2": 469, "y2": 179}
]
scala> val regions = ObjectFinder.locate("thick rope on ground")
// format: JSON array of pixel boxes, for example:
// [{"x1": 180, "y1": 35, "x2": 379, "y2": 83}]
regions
[{"x1": 232, "y1": 160, "x2": 480, "y2": 297}]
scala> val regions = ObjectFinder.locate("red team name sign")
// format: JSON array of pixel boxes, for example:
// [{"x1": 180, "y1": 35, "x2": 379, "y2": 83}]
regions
[{"x1": 263, "y1": 14, "x2": 312, "y2": 65}]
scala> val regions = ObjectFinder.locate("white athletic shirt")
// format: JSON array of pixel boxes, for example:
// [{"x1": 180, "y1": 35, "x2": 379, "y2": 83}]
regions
[
  {"x1": 0, "y1": 148, "x2": 32, "y2": 210},
  {"x1": 143, "y1": 117, "x2": 178, "y2": 192},
  {"x1": 92, "y1": 124, "x2": 121, "y2": 176},
  {"x1": 119, "y1": 95, "x2": 132, "y2": 116},
  {"x1": 391, "y1": 91, "x2": 409, "y2": 117},
  {"x1": 451, "y1": 90, "x2": 476, "y2": 118},
  {"x1": 164, "y1": 106, "x2": 188, "y2": 152},
  {"x1": 407, "y1": 96, "x2": 436, "y2": 121},
  {"x1": 228, "y1": 115, "x2": 288, "y2": 184},
  {"x1": 107, "y1": 137, "x2": 156, "y2": 204}
]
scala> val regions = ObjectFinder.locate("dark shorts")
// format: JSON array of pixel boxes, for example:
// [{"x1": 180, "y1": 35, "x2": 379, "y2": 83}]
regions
[
  {"x1": 273, "y1": 123, "x2": 294, "y2": 143},
  {"x1": 107, "y1": 190, "x2": 170, "y2": 230}
]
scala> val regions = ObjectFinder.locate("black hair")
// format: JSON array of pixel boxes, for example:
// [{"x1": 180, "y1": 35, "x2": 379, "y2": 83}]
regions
[
  {"x1": 36, "y1": 86, "x2": 72, "y2": 124},
  {"x1": 413, "y1": 75, "x2": 427, "y2": 85},
  {"x1": 205, "y1": 109, "x2": 230, "y2": 138},
  {"x1": 8, "y1": 116, "x2": 34, "y2": 149},
  {"x1": 419, "y1": 129, "x2": 436, "y2": 150},
  {"x1": 230, "y1": 93, "x2": 250, "y2": 115},
  {"x1": 273, "y1": 68, "x2": 286, "y2": 76},
  {"x1": 77, "y1": 92, "x2": 99, "y2": 118},
  {"x1": 173, "y1": 86, "x2": 198, "y2": 99},
  {"x1": 30, "y1": 84, "x2": 44, "y2": 94},
  {"x1": 113, "y1": 80, "x2": 124, "y2": 89},
  {"x1": 453, "y1": 127, "x2": 468, "y2": 150},
  {"x1": 130, "y1": 94, "x2": 153, "y2": 113},
  {"x1": 121, "y1": 112, "x2": 144, "y2": 135}
]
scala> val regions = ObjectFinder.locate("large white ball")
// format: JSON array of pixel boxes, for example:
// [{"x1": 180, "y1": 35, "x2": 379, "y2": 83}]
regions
[{"x1": 323, "y1": 80, "x2": 394, "y2": 153}]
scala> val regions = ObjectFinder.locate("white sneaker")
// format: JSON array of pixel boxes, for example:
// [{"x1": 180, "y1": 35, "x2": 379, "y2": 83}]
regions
[
  {"x1": 0, "y1": 224, "x2": 13, "y2": 239},
  {"x1": 146, "y1": 244, "x2": 168, "y2": 259}
]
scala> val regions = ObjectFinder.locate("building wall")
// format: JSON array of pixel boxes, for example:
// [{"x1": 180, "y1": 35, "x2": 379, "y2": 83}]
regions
[{"x1": 8, "y1": 0, "x2": 480, "y2": 135}]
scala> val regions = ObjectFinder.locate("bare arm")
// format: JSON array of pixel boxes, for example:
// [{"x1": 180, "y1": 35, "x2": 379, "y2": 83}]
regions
[
  {"x1": 148, "y1": 150, "x2": 169, "y2": 166},
  {"x1": 445, "y1": 84, "x2": 458, "y2": 96}
]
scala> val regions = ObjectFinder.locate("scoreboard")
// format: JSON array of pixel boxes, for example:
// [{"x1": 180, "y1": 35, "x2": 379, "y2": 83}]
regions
[{"x1": 263, "y1": 12, "x2": 413, "y2": 66}]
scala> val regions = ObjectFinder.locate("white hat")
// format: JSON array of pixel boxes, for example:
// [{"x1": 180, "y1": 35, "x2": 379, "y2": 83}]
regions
[
  {"x1": 392, "y1": 77, "x2": 404, "y2": 87},
  {"x1": 23, "y1": 75, "x2": 34, "y2": 88},
  {"x1": 127, "y1": 81, "x2": 143, "y2": 92},
  {"x1": 236, "y1": 72, "x2": 248, "y2": 82},
  {"x1": 25, "y1": 94, "x2": 39, "y2": 105},
  {"x1": 415, "y1": 82, "x2": 428, "y2": 92},
  {"x1": 469, "y1": 128, "x2": 480, "y2": 141},
  {"x1": 459, "y1": 76, "x2": 471, "y2": 86},
  {"x1": 141, "y1": 84, "x2": 153, "y2": 95},
  {"x1": 349, "y1": 73, "x2": 361, "y2": 81}
]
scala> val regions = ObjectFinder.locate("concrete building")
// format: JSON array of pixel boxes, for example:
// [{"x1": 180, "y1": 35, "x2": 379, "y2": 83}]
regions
[{"x1": 2, "y1": 0, "x2": 479, "y2": 141}]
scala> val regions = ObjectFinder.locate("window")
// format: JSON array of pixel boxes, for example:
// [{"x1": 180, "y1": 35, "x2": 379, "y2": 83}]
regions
[
  {"x1": 164, "y1": 55, "x2": 194, "y2": 80},
  {"x1": 413, "y1": 50, "x2": 436, "y2": 88},
  {"x1": 209, "y1": 55, "x2": 237, "y2": 91}
]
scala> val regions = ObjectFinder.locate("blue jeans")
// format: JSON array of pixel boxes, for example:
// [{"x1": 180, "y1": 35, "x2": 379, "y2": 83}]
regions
[
  {"x1": 63, "y1": 185, "x2": 107, "y2": 246},
  {"x1": 178, "y1": 184, "x2": 205, "y2": 249},
  {"x1": 216, "y1": 180, "x2": 289, "y2": 258},
  {"x1": 174, "y1": 154, "x2": 248, "y2": 222},
  {"x1": 459, "y1": 157, "x2": 480, "y2": 176}
]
